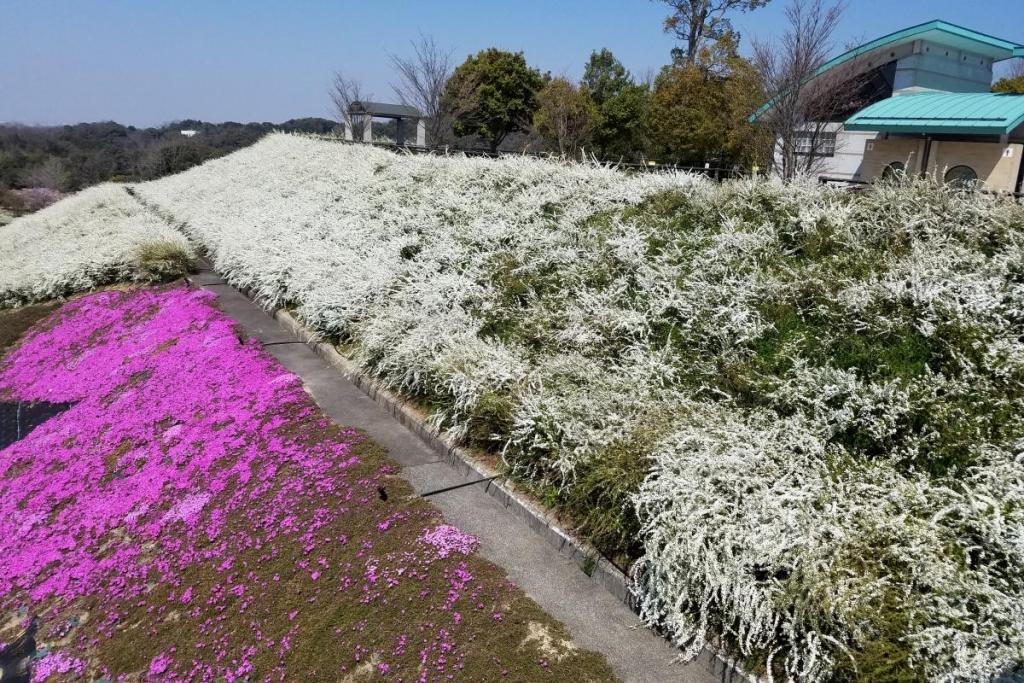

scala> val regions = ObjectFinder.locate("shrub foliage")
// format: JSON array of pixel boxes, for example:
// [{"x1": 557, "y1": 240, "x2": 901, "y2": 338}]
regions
[
  {"x1": 0, "y1": 184, "x2": 194, "y2": 307},
  {"x1": 6, "y1": 134, "x2": 1024, "y2": 680}
]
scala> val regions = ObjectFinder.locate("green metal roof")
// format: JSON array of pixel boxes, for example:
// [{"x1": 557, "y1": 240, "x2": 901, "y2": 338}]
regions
[
  {"x1": 844, "y1": 92, "x2": 1024, "y2": 135},
  {"x1": 750, "y1": 20, "x2": 1024, "y2": 122},
  {"x1": 817, "y1": 20, "x2": 1023, "y2": 75}
]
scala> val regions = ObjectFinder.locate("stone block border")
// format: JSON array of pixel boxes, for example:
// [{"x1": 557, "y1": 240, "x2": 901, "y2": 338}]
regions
[{"x1": 269, "y1": 307, "x2": 757, "y2": 683}]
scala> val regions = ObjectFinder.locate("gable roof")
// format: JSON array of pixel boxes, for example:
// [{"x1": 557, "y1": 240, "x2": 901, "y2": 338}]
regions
[
  {"x1": 844, "y1": 92, "x2": 1024, "y2": 135},
  {"x1": 751, "y1": 21, "x2": 1024, "y2": 122},
  {"x1": 349, "y1": 101, "x2": 423, "y2": 119},
  {"x1": 818, "y1": 20, "x2": 1024, "y2": 76}
]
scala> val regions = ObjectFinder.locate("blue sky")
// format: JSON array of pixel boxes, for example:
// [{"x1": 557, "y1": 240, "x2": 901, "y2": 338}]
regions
[{"x1": 1, "y1": 0, "x2": 1022, "y2": 127}]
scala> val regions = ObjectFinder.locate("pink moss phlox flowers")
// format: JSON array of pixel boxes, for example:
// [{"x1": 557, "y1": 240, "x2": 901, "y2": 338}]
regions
[
  {"x1": 419, "y1": 525, "x2": 479, "y2": 559},
  {"x1": 0, "y1": 287, "x2": 506, "y2": 681},
  {"x1": 30, "y1": 651, "x2": 86, "y2": 681}
]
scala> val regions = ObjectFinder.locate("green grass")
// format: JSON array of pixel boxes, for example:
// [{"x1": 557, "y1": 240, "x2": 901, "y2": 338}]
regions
[{"x1": 135, "y1": 240, "x2": 196, "y2": 282}]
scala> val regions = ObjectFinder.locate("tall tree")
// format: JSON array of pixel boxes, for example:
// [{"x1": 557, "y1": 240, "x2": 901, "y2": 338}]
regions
[
  {"x1": 581, "y1": 49, "x2": 632, "y2": 106},
  {"x1": 581, "y1": 49, "x2": 652, "y2": 161},
  {"x1": 389, "y1": 34, "x2": 455, "y2": 147},
  {"x1": 655, "y1": 0, "x2": 772, "y2": 64},
  {"x1": 650, "y1": 34, "x2": 766, "y2": 166},
  {"x1": 752, "y1": 0, "x2": 848, "y2": 179},
  {"x1": 534, "y1": 78, "x2": 598, "y2": 155},
  {"x1": 442, "y1": 49, "x2": 544, "y2": 152}
]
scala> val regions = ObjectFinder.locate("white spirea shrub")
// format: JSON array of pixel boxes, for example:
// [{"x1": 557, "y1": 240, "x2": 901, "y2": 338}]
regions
[
  {"x1": 0, "y1": 184, "x2": 193, "y2": 307},
  {"x1": 9, "y1": 134, "x2": 1024, "y2": 680},
  {"x1": 636, "y1": 406, "x2": 1024, "y2": 682},
  {"x1": 131, "y1": 133, "x2": 697, "y2": 472}
]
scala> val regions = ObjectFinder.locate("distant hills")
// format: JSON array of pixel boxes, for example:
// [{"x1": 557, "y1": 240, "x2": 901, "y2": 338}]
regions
[{"x1": 0, "y1": 118, "x2": 338, "y2": 214}]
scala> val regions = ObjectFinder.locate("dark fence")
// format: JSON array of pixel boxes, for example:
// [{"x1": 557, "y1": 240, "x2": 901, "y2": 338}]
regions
[
  {"x1": 308, "y1": 134, "x2": 752, "y2": 181},
  {"x1": 819, "y1": 174, "x2": 1024, "y2": 201}
]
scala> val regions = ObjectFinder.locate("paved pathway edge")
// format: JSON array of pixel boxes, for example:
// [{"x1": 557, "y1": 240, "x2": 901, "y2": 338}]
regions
[
  {"x1": 270, "y1": 308, "x2": 757, "y2": 683},
  {"x1": 184, "y1": 269, "x2": 758, "y2": 683}
]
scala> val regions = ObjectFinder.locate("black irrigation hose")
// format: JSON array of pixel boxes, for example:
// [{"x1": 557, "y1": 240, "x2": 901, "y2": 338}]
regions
[
  {"x1": 182, "y1": 272, "x2": 636, "y2": 579},
  {"x1": 419, "y1": 475, "x2": 500, "y2": 498},
  {"x1": 416, "y1": 472, "x2": 632, "y2": 576}
]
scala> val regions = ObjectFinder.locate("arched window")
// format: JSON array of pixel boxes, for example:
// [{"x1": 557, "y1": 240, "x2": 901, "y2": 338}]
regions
[
  {"x1": 881, "y1": 161, "x2": 906, "y2": 180},
  {"x1": 944, "y1": 165, "x2": 978, "y2": 187}
]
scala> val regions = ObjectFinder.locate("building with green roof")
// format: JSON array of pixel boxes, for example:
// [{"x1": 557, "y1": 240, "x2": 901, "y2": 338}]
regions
[{"x1": 753, "y1": 20, "x2": 1024, "y2": 193}]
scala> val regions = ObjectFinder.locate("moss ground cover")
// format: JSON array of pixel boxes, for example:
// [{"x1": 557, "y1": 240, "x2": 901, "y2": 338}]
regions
[{"x1": 0, "y1": 285, "x2": 615, "y2": 682}]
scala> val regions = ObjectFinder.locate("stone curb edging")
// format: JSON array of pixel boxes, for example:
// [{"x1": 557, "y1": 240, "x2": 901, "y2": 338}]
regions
[
  {"x1": 267, "y1": 307, "x2": 757, "y2": 683},
  {"x1": 182, "y1": 262, "x2": 755, "y2": 683},
  {"x1": 272, "y1": 308, "x2": 633, "y2": 600}
]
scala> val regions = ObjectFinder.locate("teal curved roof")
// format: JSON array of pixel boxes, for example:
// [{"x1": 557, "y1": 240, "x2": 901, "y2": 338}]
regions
[
  {"x1": 750, "y1": 21, "x2": 1024, "y2": 122},
  {"x1": 818, "y1": 20, "x2": 1024, "y2": 75},
  {"x1": 844, "y1": 92, "x2": 1024, "y2": 135}
]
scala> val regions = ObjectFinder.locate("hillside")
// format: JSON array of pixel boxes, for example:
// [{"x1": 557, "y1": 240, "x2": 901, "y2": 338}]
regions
[
  {"x1": 4, "y1": 133, "x2": 1024, "y2": 681},
  {"x1": 0, "y1": 119, "x2": 337, "y2": 215}
]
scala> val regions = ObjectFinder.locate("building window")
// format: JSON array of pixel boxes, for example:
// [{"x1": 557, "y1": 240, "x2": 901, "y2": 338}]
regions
[
  {"x1": 794, "y1": 131, "x2": 837, "y2": 157},
  {"x1": 882, "y1": 161, "x2": 906, "y2": 180},
  {"x1": 944, "y1": 165, "x2": 978, "y2": 187}
]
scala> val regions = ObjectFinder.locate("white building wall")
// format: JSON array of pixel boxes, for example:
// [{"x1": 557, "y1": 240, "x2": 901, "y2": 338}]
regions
[
  {"x1": 773, "y1": 123, "x2": 877, "y2": 181},
  {"x1": 823, "y1": 126, "x2": 877, "y2": 180}
]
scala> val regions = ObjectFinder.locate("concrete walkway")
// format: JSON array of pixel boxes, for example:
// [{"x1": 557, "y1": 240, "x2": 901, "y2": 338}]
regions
[{"x1": 189, "y1": 270, "x2": 741, "y2": 683}]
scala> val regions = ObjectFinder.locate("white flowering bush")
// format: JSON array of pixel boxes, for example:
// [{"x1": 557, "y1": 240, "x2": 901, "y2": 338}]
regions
[
  {"x1": 0, "y1": 184, "x2": 193, "y2": 307},
  {"x1": 9, "y1": 134, "x2": 1024, "y2": 680}
]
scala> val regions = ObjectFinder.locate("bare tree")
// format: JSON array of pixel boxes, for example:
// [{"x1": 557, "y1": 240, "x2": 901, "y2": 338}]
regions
[
  {"x1": 329, "y1": 72, "x2": 371, "y2": 140},
  {"x1": 753, "y1": 0, "x2": 852, "y2": 179},
  {"x1": 390, "y1": 34, "x2": 455, "y2": 147},
  {"x1": 21, "y1": 156, "x2": 66, "y2": 191},
  {"x1": 1008, "y1": 59, "x2": 1024, "y2": 79},
  {"x1": 639, "y1": 66, "x2": 658, "y2": 89},
  {"x1": 655, "y1": 0, "x2": 772, "y2": 64}
]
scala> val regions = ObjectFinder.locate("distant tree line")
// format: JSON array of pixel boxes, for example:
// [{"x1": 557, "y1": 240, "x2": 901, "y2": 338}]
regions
[
  {"x1": 0, "y1": 118, "x2": 336, "y2": 215},
  {"x1": 332, "y1": 0, "x2": 776, "y2": 169},
  {"x1": 334, "y1": 0, "x2": 1024, "y2": 177},
  {"x1": 993, "y1": 58, "x2": 1024, "y2": 93},
  {"x1": 18, "y1": 0, "x2": 1002, "y2": 218}
]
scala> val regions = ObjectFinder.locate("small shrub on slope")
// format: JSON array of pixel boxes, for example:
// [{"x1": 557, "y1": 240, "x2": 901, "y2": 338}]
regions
[{"x1": 135, "y1": 239, "x2": 197, "y2": 281}]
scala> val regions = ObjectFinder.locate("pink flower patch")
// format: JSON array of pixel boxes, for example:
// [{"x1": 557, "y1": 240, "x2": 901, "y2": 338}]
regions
[
  {"x1": 31, "y1": 651, "x2": 86, "y2": 681},
  {"x1": 419, "y1": 525, "x2": 479, "y2": 559},
  {"x1": 0, "y1": 287, "x2": 507, "y2": 680},
  {"x1": 162, "y1": 492, "x2": 211, "y2": 526},
  {"x1": 149, "y1": 651, "x2": 174, "y2": 676}
]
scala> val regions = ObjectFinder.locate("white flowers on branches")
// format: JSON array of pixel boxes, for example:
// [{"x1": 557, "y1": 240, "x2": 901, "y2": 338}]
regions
[
  {"x1": 6, "y1": 134, "x2": 1024, "y2": 680},
  {"x1": 0, "y1": 184, "x2": 192, "y2": 307}
]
